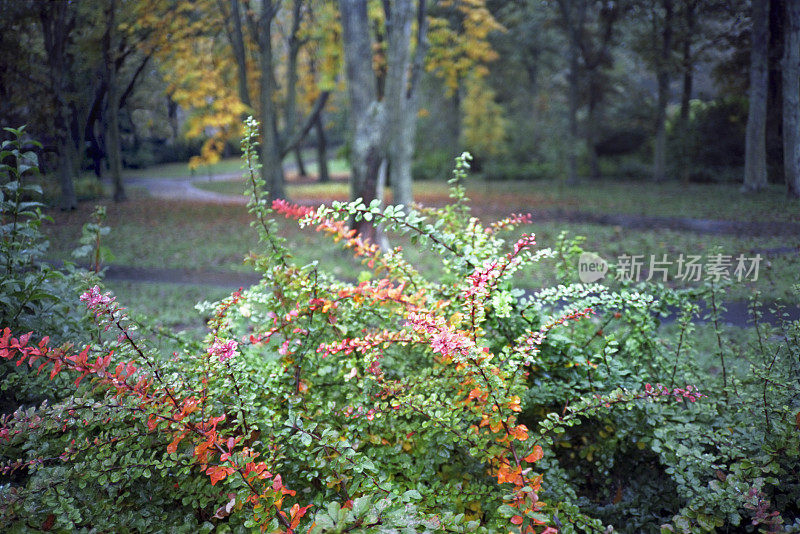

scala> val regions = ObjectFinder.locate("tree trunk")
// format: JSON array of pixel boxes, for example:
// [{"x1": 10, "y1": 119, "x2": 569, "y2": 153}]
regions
[
  {"x1": 108, "y1": 73, "x2": 125, "y2": 201},
  {"x1": 257, "y1": 0, "x2": 285, "y2": 200},
  {"x1": 56, "y1": 138, "x2": 76, "y2": 210},
  {"x1": 653, "y1": 74, "x2": 669, "y2": 182},
  {"x1": 294, "y1": 147, "x2": 307, "y2": 177},
  {"x1": 586, "y1": 82, "x2": 601, "y2": 180},
  {"x1": 653, "y1": 0, "x2": 673, "y2": 183},
  {"x1": 391, "y1": 111, "x2": 415, "y2": 205},
  {"x1": 40, "y1": 2, "x2": 77, "y2": 210},
  {"x1": 88, "y1": 123, "x2": 105, "y2": 179},
  {"x1": 384, "y1": 0, "x2": 426, "y2": 208},
  {"x1": 103, "y1": 0, "x2": 125, "y2": 202},
  {"x1": 784, "y1": 1, "x2": 800, "y2": 197},
  {"x1": 743, "y1": 0, "x2": 770, "y2": 192},
  {"x1": 229, "y1": 0, "x2": 252, "y2": 109},
  {"x1": 315, "y1": 114, "x2": 330, "y2": 183},
  {"x1": 68, "y1": 109, "x2": 83, "y2": 181},
  {"x1": 566, "y1": 34, "x2": 580, "y2": 184},
  {"x1": 167, "y1": 97, "x2": 180, "y2": 142},
  {"x1": 282, "y1": 0, "x2": 303, "y2": 147},
  {"x1": 339, "y1": 0, "x2": 385, "y2": 238},
  {"x1": 678, "y1": 1, "x2": 696, "y2": 183}
]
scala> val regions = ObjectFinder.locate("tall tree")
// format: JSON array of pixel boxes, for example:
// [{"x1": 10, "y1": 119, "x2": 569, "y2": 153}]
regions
[
  {"x1": 338, "y1": 0, "x2": 386, "y2": 239},
  {"x1": 214, "y1": 0, "x2": 331, "y2": 198},
  {"x1": 559, "y1": 0, "x2": 583, "y2": 184},
  {"x1": 39, "y1": 1, "x2": 78, "y2": 210},
  {"x1": 314, "y1": 114, "x2": 330, "y2": 182},
  {"x1": 385, "y1": 0, "x2": 429, "y2": 207},
  {"x1": 653, "y1": 0, "x2": 674, "y2": 182},
  {"x1": 102, "y1": 0, "x2": 125, "y2": 202},
  {"x1": 743, "y1": 0, "x2": 770, "y2": 192},
  {"x1": 556, "y1": 0, "x2": 621, "y2": 182},
  {"x1": 784, "y1": 0, "x2": 800, "y2": 197}
]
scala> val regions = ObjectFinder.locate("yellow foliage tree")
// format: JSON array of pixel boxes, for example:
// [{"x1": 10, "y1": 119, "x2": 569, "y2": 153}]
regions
[{"x1": 461, "y1": 73, "x2": 507, "y2": 157}]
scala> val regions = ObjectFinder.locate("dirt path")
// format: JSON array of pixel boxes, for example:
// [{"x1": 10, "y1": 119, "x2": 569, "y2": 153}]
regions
[{"x1": 125, "y1": 173, "x2": 248, "y2": 204}]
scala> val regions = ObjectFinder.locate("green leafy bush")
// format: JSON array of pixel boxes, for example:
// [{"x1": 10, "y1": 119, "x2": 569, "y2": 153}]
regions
[
  {"x1": 1, "y1": 121, "x2": 798, "y2": 533},
  {"x1": 0, "y1": 126, "x2": 100, "y2": 407}
]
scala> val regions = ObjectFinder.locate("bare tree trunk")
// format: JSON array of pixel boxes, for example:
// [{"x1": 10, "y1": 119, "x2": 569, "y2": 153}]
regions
[
  {"x1": 167, "y1": 97, "x2": 180, "y2": 141},
  {"x1": 391, "y1": 111, "x2": 416, "y2": 205},
  {"x1": 315, "y1": 114, "x2": 330, "y2": 183},
  {"x1": 557, "y1": 0, "x2": 583, "y2": 185},
  {"x1": 283, "y1": 0, "x2": 303, "y2": 146},
  {"x1": 294, "y1": 147, "x2": 307, "y2": 177},
  {"x1": 784, "y1": 1, "x2": 800, "y2": 197},
  {"x1": 257, "y1": 0, "x2": 285, "y2": 200},
  {"x1": 743, "y1": 0, "x2": 770, "y2": 192},
  {"x1": 566, "y1": 35, "x2": 580, "y2": 184},
  {"x1": 384, "y1": 0, "x2": 413, "y2": 207},
  {"x1": 103, "y1": 0, "x2": 125, "y2": 202},
  {"x1": 653, "y1": 0, "x2": 673, "y2": 182},
  {"x1": 586, "y1": 84, "x2": 601, "y2": 180},
  {"x1": 68, "y1": 110, "x2": 83, "y2": 180},
  {"x1": 384, "y1": 0, "x2": 427, "y2": 208},
  {"x1": 56, "y1": 139, "x2": 77, "y2": 210},
  {"x1": 228, "y1": 0, "x2": 251, "y2": 109},
  {"x1": 339, "y1": 0, "x2": 385, "y2": 239},
  {"x1": 40, "y1": 2, "x2": 77, "y2": 210},
  {"x1": 678, "y1": 1, "x2": 696, "y2": 183},
  {"x1": 108, "y1": 74, "x2": 125, "y2": 201}
]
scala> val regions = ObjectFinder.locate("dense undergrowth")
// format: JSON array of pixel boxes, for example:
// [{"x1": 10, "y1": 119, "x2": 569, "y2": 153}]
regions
[{"x1": 1, "y1": 123, "x2": 799, "y2": 533}]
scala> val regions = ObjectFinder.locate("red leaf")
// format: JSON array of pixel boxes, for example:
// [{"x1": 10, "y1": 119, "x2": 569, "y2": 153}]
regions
[
  {"x1": 510, "y1": 515, "x2": 524, "y2": 525},
  {"x1": 41, "y1": 514, "x2": 55, "y2": 531}
]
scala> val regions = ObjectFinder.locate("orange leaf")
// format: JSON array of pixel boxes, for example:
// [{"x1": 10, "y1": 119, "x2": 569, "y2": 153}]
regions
[
  {"x1": 207, "y1": 465, "x2": 233, "y2": 486},
  {"x1": 167, "y1": 432, "x2": 185, "y2": 454},
  {"x1": 510, "y1": 515, "x2": 523, "y2": 525},
  {"x1": 510, "y1": 424, "x2": 529, "y2": 441},
  {"x1": 524, "y1": 445, "x2": 543, "y2": 463}
]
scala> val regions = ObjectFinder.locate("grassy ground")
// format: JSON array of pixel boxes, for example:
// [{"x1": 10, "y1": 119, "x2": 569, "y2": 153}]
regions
[
  {"x1": 123, "y1": 157, "x2": 244, "y2": 179},
  {"x1": 37, "y1": 154, "x2": 800, "y2": 335},
  {"x1": 42, "y1": 194, "x2": 800, "y2": 306},
  {"x1": 126, "y1": 149, "x2": 341, "y2": 180},
  {"x1": 193, "y1": 176, "x2": 800, "y2": 224},
  {"x1": 46, "y1": 150, "x2": 800, "y2": 223},
  {"x1": 107, "y1": 281, "x2": 230, "y2": 335}
]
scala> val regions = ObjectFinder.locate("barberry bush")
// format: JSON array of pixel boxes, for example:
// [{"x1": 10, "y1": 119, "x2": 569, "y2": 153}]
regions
[
  {"x1": 0, "y1": 126, "x2": 101, "y2": 415},
  {"x1": 1, "y1": 120, "x2": 798, "y2": 533}
]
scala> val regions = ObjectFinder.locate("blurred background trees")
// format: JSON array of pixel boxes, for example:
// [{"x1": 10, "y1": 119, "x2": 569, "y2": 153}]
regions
[{"x1": 2, "y1": 0, "x2": 799, "y2": 208}]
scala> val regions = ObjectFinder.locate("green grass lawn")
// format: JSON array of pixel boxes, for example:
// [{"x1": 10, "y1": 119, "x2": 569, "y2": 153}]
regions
[
  {"x1": 42, "y1": 196, "x2": 800, "y2": 310},
  {"x1": 122, "y1": 157, "x2": 245, "y2": 179},
  {"x1": 468, "y1": 179, "x2": 800, "y2": 223},
  {"x1": 107, "y1": 281, "x2": 230, "y2": 336},
  {"x1": 121, "y1": 148, "x2": 343, "y2": 181},
  {"x1": 193, "y1": 176, "x2": 800, "y2": 224}
]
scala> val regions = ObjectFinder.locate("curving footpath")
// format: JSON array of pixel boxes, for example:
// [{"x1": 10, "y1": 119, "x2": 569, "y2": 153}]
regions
[{"x1": 124, "y1": 173, "x2": 248, "y2": 204}]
